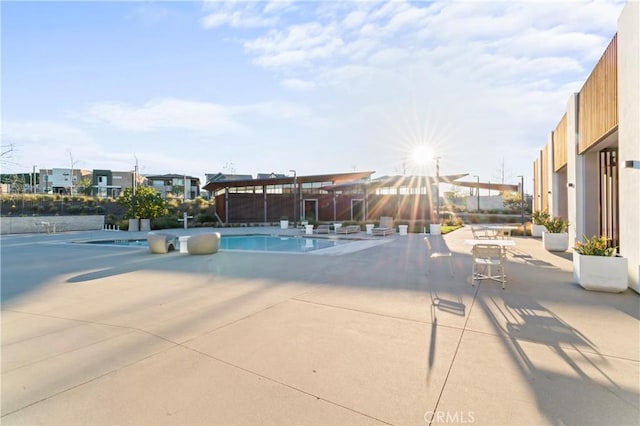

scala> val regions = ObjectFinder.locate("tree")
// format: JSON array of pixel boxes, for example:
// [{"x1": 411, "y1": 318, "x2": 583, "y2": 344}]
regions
[
  {"x1": 78, "y1": 178, "x2": 93, "y2": 195},
  {"x1": 501, "y1": 191, "x2": 528, "y2": 213},
  {"x1": 118, "y1": 186, "x2": 168, "y2": 219}
]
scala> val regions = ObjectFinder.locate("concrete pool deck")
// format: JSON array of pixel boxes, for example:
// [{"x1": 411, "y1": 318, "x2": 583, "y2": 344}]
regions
[{"x1": 1, "y1": 226, "x2": 638, "y2": 425}]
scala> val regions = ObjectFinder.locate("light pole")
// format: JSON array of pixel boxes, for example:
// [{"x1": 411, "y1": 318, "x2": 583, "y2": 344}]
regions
[
  {"x1": 132, "y1": 157, "x2": 138, "y2": 220},
  {"x1": 517, "y1": 175, "x2": 524, "y2": 226},
  {"x1": 289, "y1": 169, "x2": 297, "y2": 228},
  {"x1": 473, "y1": 175, "x2": 480, "y2": 211},
  {"x1": 32, "y1": 165, "x2": 37, "y2": 194},
  {"x1": 435, "y1": 157, "x2": 441, "y2": 223}
]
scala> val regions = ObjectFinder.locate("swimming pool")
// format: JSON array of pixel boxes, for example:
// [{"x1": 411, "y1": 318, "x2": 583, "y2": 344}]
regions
[
  {"x1": 79, "y1": 234, "x2": 354, "y2": 254},
  {"x1": 220, "y1": 235, "x2": 351, "y2": 253}
]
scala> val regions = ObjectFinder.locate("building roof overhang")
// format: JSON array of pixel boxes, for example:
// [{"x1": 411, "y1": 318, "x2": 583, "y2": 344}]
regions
[
  {"x1": 202, "y1": 171, "x2": 375, "y2": 192},
  {"x1": 452, "y1": 180, "x2": 519, "y2": 191}
]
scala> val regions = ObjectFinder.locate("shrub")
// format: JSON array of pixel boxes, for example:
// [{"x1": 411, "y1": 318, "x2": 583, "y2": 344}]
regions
[
  {"x1": 531, "y1": 210, "x2": 550, "y2": 225},
  {"x1": 574, "y1": 235, "x2": 616, "y2": 256},
  {"x1": 152, "y1": 216, "x2": 180, "y2": 229},
  {"x1": 195, "y1": 213, "x2": 216, "y2": 223},
  {"x1": 544, "y1": 216, "x2": 569, "y2": 233}
]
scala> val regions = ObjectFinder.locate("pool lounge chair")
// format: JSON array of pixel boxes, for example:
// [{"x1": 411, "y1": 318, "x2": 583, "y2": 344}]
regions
[
  {"x1": 336, "y1": 225, "x2": 361, "y2": 234},
  {"x1": 316, "y1": 224, "x2": 331, "y2": 234},
  {"x1": 372, "y1": 216, "x2": 394, "y2": 236},
  {"x1": 187, "y1": 232, "x2": 221, "y2": 255},
  {"x1": 147, "y1": 232, "x2": 178, "y2": 254}
]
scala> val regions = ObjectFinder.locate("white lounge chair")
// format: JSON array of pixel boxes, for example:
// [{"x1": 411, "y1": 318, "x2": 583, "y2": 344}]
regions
[
  {"x1": 316, "y1": 224, "x2": 331, "y2": 234},
  {"x1": 187, "y1": 232, "x2": 221, "y2": 255},
  {"x1": 372, "y1": 216, "x2": 395, "y2": 236},
  {"x1": 336, "y1": 225, "x2": 361, "y2": 234},
  {"x1": 147, "y1": 232, "x2": 178, "y2": 254}
]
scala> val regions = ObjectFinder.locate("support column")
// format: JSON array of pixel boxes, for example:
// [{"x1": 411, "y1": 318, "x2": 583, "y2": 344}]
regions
[
  {"x1": 566, "y1": 93, "x2": 583, "y2": 246},
  {"x1": 618, "y1": 1, "x2": 640, "y2": 292}
]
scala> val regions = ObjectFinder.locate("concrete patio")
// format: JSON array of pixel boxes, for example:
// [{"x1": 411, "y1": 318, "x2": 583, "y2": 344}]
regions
[{"x1": 1, "y1": 226, "x2": 638, "y2": 425}]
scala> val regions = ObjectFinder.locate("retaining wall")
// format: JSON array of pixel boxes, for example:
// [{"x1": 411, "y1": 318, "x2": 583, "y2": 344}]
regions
[{"x1": 0, "y1": 215, "x2": 105, "y2": 235}]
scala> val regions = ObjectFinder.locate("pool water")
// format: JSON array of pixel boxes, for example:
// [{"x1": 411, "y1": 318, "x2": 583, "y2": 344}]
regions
[
  {"x1": 81, "y1": 235, "x2": 352, "y2": 253},
  {"x1": 220, "y1": 235, "x2": 350, "y2": 252}
]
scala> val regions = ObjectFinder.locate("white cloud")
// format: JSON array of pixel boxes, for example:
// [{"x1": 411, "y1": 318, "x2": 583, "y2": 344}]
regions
[
  {"x1": 3, "y1": 120, "x2": 93, "y2": 145},
  {"x1": 84, "y1": 98, "x2": 243, "y2": 133},
  {"x1": 281, "y1": 78, "x2": 315, "y2": 90},
  {"x1": 201, "y1": 1, "x2": 280, "y2": 29}
]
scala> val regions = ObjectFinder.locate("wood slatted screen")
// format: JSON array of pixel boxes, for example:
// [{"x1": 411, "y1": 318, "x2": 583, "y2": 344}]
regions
[
  {"x1": 553, "y1": 114, "x2": 567, "y2": 171},
  {"x1": 578, "y1": 34, "x2": 618, "y2": 153}
]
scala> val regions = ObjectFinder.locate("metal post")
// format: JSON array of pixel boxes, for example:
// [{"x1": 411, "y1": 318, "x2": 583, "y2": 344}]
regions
[
  {"x1": 289, "y1": 169, "x2": 297, "y2": 227},
  {"x1": 132, "y1": 157, "x2": 138, "y2": 219},
  {"x1": 32, "y1": 165, "x2": 37, "y2": 194},
  {"x1": 517, "y1": 175, "x2": 525, "y2": 226},
  {"x1": 435, "y1": 157, "x2": 440, "y2": 223},
  {"x1": 474, "y1": 175, "x2": 480, "y2": 211}
]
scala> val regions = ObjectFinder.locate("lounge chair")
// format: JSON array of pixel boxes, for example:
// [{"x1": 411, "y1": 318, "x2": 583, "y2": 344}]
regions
[
  {"x1": 187, "y1": 232, "x2": 221, "y2": 255},
  {"x1": 147, "y1": 232, "x2": 178, "y2": 254},
  {"x1": 316, "y1": 224, "x2": 331, "y2": 234},
  {"x1": 372, "y1": 216, "x2": 394, "y2": 236},
  {"x1": 336, "y1": 225, "x2": 361, "y2": 234}
]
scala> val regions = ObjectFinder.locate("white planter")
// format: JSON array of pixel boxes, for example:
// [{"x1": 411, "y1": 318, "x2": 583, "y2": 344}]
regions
[
  {"x1": 140, "y1": 218, "x2": 151, "y2": 231},
  {"x1": 365, "y1": 224, "x2": 375, "y2": 234},
  {"x1": 305, "y1": 225, "x2": 314, "y2": 235},
  {"x1": 429, "y1": 224, "x2": 441, "y2": 235},
  {"x1": 531, "y1": 224, "x2": 546, "y2": 238},
  {"x1": 280, "y1": 220, "x2": 289, "y2": 229},
  {"x1": 398, "y1": 225, "x2": 408, "y2": 236},
  {"x1": 128, "y1": 218, "x2": 139, "y2": 232},
  {"x1": 542, "y1": 232, "x2": 569, "y2": 252},
  {"x1": 573, "y1": 252, "x2": 628, "y2": 292}
]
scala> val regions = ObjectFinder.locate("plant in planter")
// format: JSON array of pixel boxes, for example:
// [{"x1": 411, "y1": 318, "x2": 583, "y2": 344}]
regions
[
  {"x1": 531, "y1": 210, "x2": 550, "y2": 237},
  {"x1": 542, "y1": 216, "x2": 569, "y2": 252},
  {"x1": 573, "y1": 235, "x2": 628, "y2": 292}
]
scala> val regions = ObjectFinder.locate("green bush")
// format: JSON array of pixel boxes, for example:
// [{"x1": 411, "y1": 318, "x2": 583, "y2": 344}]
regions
[
  {"x1": 531, "y1": 210, "x2": 550, "y2": 225},
  {"x1": 152, "y1": 216, "x2": 180, "y2": 230},
  {"x1": 544, "y1": 216, "x2": 569, "y2": 233},
  {"x1": 195, "y1": 213, "x2": 216, "y2": 223}
]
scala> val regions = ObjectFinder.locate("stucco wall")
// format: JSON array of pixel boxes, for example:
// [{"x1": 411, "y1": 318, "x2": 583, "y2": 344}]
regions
[
  {"x1": 618, "y1": 1, "x2": 640, "y2": 292},
  {"x1": 0, "y1": 215, "x2": 105, "y2": 235}
]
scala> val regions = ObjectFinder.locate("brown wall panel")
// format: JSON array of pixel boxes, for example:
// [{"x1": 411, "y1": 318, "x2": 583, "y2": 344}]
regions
[
  {"x1": 578, "y1": 34, "x2": 618, "y2": 153},
  {"x1": 553, "y1": 114, "x2": 568, "y2": 171}
]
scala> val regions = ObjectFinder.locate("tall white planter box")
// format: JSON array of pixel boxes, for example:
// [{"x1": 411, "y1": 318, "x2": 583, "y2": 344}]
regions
[
  {"x1": 573, "y1": 252, "x2": 628, "y2": 292},
  {"x1": 128, "y1": 218, "x2": 139, "y2": 232},
  {"x1": 140, "y1": 218, "x2": 151, "y2": 231},
  {"x1": 280, "y1": 220, "x2": 289, "y2": 229},
  {"x1": 429, "y1": 224, "x2": 442, "y2": 235},
  {"x1": 542, "y1": 232, "x2": 569, "y2": 252},
  {"x1": 531, "y1": 224, "x2": 546, "y2": 238}
]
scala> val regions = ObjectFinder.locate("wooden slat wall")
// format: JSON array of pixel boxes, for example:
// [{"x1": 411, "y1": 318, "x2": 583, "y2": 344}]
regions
[
  {"x1": 578, "y1": 34, "x2": 618, "y2": 153},
  {"x1": 553, "y1": 114, "x2": 567, "y2": 171},
  {"x1": 541, "y1": 146, "x2": 549, "y2": 211}
]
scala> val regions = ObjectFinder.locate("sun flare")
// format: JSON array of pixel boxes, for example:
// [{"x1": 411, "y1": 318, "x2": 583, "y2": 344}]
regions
[{"x1": 411, "y1": 145, "x2": 435, "y2": 165}]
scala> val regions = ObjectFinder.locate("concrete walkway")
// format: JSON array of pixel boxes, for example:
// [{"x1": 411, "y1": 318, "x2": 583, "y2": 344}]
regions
[{"x1": 1, "y1": 226, "x2": 638, "y2": 425}]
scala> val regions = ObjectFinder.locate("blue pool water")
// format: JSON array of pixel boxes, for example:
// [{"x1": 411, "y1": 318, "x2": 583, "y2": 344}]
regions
[
  {"x1": 81, "y1": 235, "x2": 352, "y2": 253},
  {"x1": 220, "y1": 235, "x2": 350, "y2": 252}
]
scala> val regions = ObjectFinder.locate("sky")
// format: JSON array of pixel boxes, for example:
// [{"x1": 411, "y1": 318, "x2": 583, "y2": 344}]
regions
[{"x1": 1, "y1": 0, "x2": 626, "y2": 193}]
